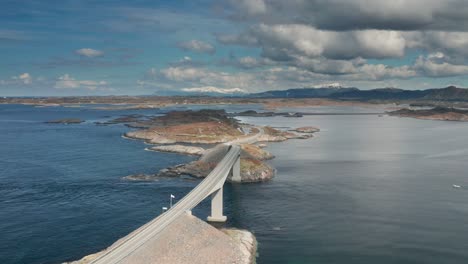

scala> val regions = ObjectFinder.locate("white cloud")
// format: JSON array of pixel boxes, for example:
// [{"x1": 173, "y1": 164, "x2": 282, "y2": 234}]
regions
[
  {"x1": 54, "y1": 74, "x2": 108, "y2": 90},
  {"x1": 239, "y1": 24, "x2": 407, "y2": 60},
  {"x1": 160, "y1": 67, "x2": 208, "y2": 82},
  {"x1": 414, "y1": 54, "x2": 468, "y2": 77},
  {"x1": 405, "y1": 31, "x2": 468, "y2": 60},
  {"x1": 177, "y1": 40, "x2": 215, "y2": 54},
  {"x1": 75, "y1": 48, "x2": 104, "y2": 58},
  {"x1": 313, "y1": 82, "x2": 343, "y2": 88},
  {"x1": 182, "y1": 86, "x2": 246, "y2": 94},
  {"x1": 227, "y1": 0, "x2": 468, "y2": 31},
  {"x1": 356, "y1": 64, "x2": 416, "y2": 80},
  {"x1": 141, "y1": 61, "x2": 429, "y2": 94},
  {"x1": 215, "y1": 0, "x2": 468, "y2": 82},
  {"x1": 14, "y1": 73, "x2": 33, "y2": 84},
  {"x1": 0, "y1": 73, "x2": 51, "y2": 89}
]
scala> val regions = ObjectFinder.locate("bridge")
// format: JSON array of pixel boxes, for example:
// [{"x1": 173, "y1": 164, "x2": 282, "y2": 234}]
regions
[{"x1": 90, "y1": 144, "x2": 242, "y2": 264}]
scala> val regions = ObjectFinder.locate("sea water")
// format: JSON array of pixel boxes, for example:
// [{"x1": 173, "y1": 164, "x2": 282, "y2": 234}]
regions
[{"x1": 2, "y1": 104, "x2": 468, "y2": 264}]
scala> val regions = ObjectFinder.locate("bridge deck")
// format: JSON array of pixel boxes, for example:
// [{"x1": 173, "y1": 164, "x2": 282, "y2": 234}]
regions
[{"x1": 90, "y1": 145, "x2": 241, "y2": 264}]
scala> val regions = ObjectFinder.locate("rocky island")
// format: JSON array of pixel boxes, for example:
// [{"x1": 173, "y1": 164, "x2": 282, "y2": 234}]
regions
[
  {"x1": 389, "y1": 107, "x2": 468, "y2": 121},
  {"x1": 110, "y1": 109, "x2": 319, "y2": 183},
  {"x1": 124, "y1": 109, "x2": 242, "y2": 144}
]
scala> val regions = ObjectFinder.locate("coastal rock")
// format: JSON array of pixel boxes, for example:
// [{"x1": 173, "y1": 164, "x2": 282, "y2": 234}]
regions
[
  {"x1": 124, "y1": 131, "x2": 176, "y2": 144},
  {"x1": 293, "y1": 126, "x2": 320, "y2": 133},
  {"x1": 257, "y1": 126, "x2": 315, "y2": 141},
  {"x1": 282, "y1": 131, "x2": 310, "y2": 139},
  {"x1": 123, "y1": 174, "x2": 158, "y2": 181},
  {"x1": 257, "y1": 134, "x2": 287, "y2": 142},
  {"x1": 241, "y1": 144, "x2": 274, "y2": 160},
  {"x1": 67, "y1": 213, "x2": 256, "y2": 264},
  {"x1": 45, "y1": 118, "x2": 84, "y2": 124},
  {"x1": 222, "y1": 228, "x2": 257, "y2": 264},
  {"x1": 236, "y1": 110, "x2": 276, "y2": 117},
  {"x1": 236, "y1": 157, "x2": 275, "y2": 183},
  {"x1": 95, "y1": 114, "x2": 148, "y2": 126},
  {"x1": 147, "y1": 145, "x2": 205, "y2": 155}
]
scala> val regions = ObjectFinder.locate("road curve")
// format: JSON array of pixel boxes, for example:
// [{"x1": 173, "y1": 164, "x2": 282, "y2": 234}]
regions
[
  {"x1": 90, "y1": 145, "x2": 242, "y2": 264},
  {"x1": 228, "y1": 126, "x2": 264, "y2": 145}
]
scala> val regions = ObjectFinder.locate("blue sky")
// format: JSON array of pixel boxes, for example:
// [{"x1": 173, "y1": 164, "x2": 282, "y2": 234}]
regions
[{"x1": 2, "y1": 0, "x2": 468, "y2": 96}]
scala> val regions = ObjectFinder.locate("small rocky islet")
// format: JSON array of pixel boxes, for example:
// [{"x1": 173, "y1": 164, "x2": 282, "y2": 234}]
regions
[{"x1": 45, "y1": 118, "x2": 85, "y2": 124}]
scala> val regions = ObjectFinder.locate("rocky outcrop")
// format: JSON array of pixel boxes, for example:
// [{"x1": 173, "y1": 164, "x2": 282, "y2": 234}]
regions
[
  {"x1": 95, "y1": 114, "x2": 148, "y2": 126},
  {"x1": 147, "y1": 145, "x2": 205, "y2": 155},
  {"x1": 124, "y1": 131, "x2": 176, "y2": 144},
  {"x1": 123, "y1": 173, "x2": 157, "y2": 181},
  {"x1": 241, "y1": 144, "x2": 274, "y2": 160},
  {"x1": 293, "y1": 126, "x2": 320, "y2": 133},
  {"x1": 222, "y1": 229, "x2": 257, "y2": 264},
  {"x1": 282, "y1": 131, "x2": 313, "y2": 139},
  {"x1": 67, "y1": 213, "x2": 256, "y2": 264},
  {"x1": 46, "y1": 118, "x2": 84, "y2": 124},
  {"x1": 237, "y1": 157, "x2": 275, "y2": 183},
  {"x1": 257, "y1": 126, "x2": 312, "y2": 142},
  {"x1": 257, "y1": 134, "x2": 287, "y2": 142},
  {"x1": 236, "y1": 110, "x2": 276, "y2": 117}
]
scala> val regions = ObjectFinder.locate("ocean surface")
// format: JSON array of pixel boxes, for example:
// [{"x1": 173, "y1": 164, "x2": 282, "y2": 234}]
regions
[{"x1": 1, "y1": 104, "x2": 468, "y2": 264}]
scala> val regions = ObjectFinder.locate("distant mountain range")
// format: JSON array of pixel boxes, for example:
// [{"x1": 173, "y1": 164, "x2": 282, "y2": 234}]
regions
[
  {"x1": 153, "y1": 85, "x2": 468, "y2": 101},
  {"x1": 248, "y1": 86, "x2": 468, "y2": 101}
]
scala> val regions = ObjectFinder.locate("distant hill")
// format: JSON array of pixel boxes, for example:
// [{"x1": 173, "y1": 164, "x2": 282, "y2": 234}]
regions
[
  {"x1": 248, "y1": 86, "x2": 468, "y2": 101},
  {"x1": 250, "y1": 87, "x2": 359, "y2": 98},
  {"x1": 422, "y1": 86, "x2": 468, "y2": 101}
]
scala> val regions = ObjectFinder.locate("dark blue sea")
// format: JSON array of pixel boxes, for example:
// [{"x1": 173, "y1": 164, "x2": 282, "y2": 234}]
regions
[{"x1": 2, "y1": 104, "x2": 468, "y2": 264}]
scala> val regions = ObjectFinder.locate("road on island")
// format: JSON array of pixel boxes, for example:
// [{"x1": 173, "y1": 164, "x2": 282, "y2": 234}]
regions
[{"x1": 228, "y1": 126, "x2": 264, "y2": 145}]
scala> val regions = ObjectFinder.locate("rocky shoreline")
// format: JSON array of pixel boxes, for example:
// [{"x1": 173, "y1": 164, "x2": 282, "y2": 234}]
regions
[
  {"x1": 146, "y1": 145, "x2": 206, "y2": 156},
  {"x1": 388, "y1": 107, "x2": 468, "y2": 121}
]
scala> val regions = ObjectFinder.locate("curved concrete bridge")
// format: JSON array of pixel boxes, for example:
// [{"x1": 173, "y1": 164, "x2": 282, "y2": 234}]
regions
[{"x1": 90, "y1": 144, "x2": 242, "y2": 264}]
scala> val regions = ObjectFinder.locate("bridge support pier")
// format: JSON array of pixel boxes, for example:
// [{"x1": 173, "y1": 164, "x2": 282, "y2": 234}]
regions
[
  {"x1": 207, "y1": 187, "x2": 227, "y2": 222},
  {"x1": 230, "y1": 155, "x2": 242, "y2": 183}
]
